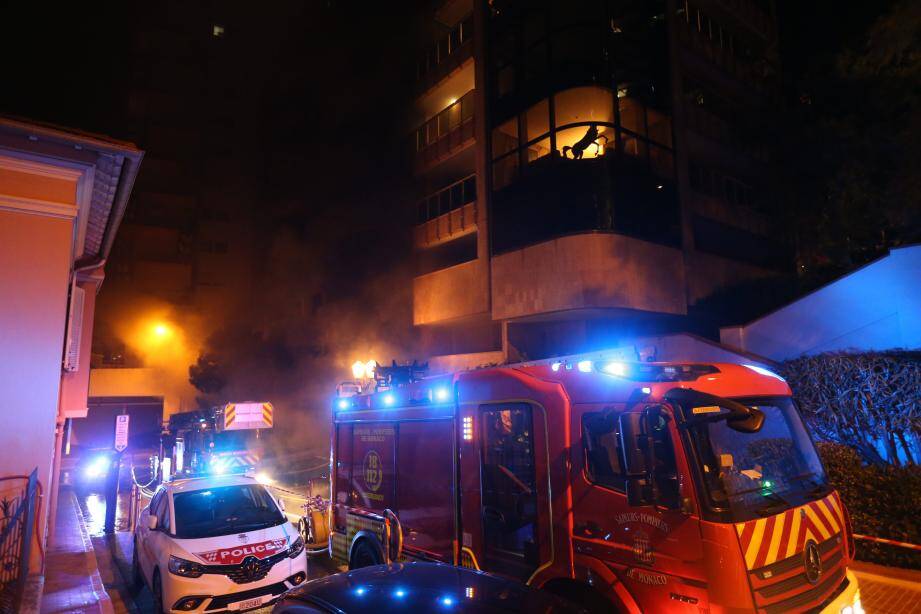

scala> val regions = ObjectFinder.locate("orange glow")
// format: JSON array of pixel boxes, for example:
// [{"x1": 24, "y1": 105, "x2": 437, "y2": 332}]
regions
[
  {"x1": 351, "y1": 359, "x2": 378, "y2": 379},
  {"x1": 152, "y1": 323, "x2": 170, "y2": 338}
]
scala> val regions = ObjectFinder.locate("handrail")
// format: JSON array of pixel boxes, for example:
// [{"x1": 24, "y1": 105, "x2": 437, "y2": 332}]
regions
[{"x1": 854, "y1": 534, "x2": 921, "y2": 552}]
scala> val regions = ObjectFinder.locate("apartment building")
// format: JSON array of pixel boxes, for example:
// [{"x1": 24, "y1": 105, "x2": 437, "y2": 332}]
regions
[{"x1": 411, "y1": 0, "x2": 786, "y2": 364}]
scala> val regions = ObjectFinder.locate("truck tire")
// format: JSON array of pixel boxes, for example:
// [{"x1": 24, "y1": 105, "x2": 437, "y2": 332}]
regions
[{"x1": 349, "y1": 538, "x2": 383, "y2": 569}]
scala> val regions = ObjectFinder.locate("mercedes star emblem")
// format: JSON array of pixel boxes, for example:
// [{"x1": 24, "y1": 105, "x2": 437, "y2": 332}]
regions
[{"x1": 803, "y1": 540, "x2": 822, "y2": 584}]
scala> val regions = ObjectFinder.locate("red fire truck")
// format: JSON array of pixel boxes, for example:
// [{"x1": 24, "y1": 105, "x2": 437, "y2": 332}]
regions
[{"x1": 329, "y1": 359, "x2": 863, "y2": 613}]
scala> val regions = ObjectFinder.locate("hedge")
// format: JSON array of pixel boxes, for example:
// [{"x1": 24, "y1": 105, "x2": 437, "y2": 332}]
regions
[{"x1": 818, "y1": 442, "x2": 921, "y2": 569}]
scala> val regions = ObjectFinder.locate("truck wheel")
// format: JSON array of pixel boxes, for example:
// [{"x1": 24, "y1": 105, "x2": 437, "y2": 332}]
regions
[{"x1": 349, "y1": 539, "x2": 382, "y2": 569}]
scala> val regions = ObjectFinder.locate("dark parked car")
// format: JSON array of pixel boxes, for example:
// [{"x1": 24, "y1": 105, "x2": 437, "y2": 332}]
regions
[{"x1": 272, "y1": 562, "x2": 586, "y2": 614}]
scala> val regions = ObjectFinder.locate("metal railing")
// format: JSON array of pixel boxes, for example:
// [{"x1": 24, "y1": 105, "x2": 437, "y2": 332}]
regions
[{"x1": 0, "y1": 469, "x2": 38, "y2": 613}]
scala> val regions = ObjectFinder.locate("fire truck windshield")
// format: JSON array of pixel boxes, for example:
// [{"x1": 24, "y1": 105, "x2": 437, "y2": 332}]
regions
[{"x1": 685, "y1": 397, "x2": 829, "y2": 522}]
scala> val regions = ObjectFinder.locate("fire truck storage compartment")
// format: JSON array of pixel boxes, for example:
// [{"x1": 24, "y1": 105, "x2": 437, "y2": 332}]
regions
[{"x1": 334, "y1": 417, "x2": 455, "y2": 561}]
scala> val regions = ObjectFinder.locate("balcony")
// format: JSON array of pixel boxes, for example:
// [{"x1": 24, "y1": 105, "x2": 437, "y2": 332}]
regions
[
  {"x1": 416, "y1": 14, "x2": 473, "y2": 97},
  {"x1": 415, "y1": 175, "x2": 477, "y2": 248},
  {"x1": 490, "y1": 233, "x2": 687, "y2": 322},
  {"x1": 676, "y1": 16, "x2": 778, "y2": 99},
  {"x1": 414, "y1": 91, "x2": 475, "y2": 173}
]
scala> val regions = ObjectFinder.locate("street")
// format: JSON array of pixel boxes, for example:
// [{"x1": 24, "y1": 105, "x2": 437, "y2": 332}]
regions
[{"x1": 60, "y1": 485, "x2": 919, "y2": 614}]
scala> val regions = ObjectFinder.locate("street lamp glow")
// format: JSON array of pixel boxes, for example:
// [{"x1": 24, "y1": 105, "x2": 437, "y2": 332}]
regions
[{"x1": 152, "y1": 322, "x2": 170, "y2": 338}]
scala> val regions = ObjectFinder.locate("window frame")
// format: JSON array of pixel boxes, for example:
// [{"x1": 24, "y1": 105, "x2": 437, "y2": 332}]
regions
[{"x1": 581, "y1": 410, "x2": 626, "y2": 493}]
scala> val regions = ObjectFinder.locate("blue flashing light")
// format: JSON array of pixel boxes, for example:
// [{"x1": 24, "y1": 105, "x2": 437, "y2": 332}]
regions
[
  {"x1": 393, "y1": 588, "x2": 406, "y2": 598},
  {"x1": 743, "y1": 364, "x2": 786, "y2": 382},
  {"x1": 382, "y1": 393, "x2": 396, "y2": 407},
  {"x1": 84, "y1": 455, "x2": 110, "y2": 479},
  {"x1": 355, "y1": 587, "x2": 366, "y2": 596},
  {"x1": 577, "y1": 360, "x2": 593, "y2": 373},
  {"x1": 434, "y1": 387, "x2": 450, "y2": 402},
  {"x1": 337, "y1": 398, "x2": 350, "y2": 410},
  {"x1": 441, "y1": 596, "x2": 454, "y2": 606},
  {"x1": 602, "y1": 361, "x2": 627, "y2": 377}
]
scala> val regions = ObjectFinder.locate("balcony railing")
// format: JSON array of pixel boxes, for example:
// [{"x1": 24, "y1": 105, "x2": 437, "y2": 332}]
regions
[
  {"x1": 417, "y1": 15, "x2": 473, "y2": 83},
  {"x1": 417, "y1": 175, "x2": 477, "y2": 223},
  {"x1": 414, "y1": 91, "x2": 476, "y2": 170}
]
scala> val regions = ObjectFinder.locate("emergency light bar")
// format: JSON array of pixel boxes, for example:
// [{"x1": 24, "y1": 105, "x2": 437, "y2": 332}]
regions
[
  {"x1": 552, "y1": 359, "x2": 721, "y2": 382},
  {"x1": 602, "y1": 361, "x2": 720, "y2": 381}
]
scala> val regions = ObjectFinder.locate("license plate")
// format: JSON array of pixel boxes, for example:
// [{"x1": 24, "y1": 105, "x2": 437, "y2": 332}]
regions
[{"x1": 232, "y1": 597, "x2": 265, "y2": 610}]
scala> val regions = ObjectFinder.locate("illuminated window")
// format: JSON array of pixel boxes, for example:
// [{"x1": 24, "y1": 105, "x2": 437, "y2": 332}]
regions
[{"x1": 212, "y1": 24, "x2": 224, "y2": 38}]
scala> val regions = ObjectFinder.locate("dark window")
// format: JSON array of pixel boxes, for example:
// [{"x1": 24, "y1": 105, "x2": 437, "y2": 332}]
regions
[
  {"x1": 480, "y1": 404, "x2": 539, "y2": 572},
  {"x1": 583, "y1": 411, "x2": 624, "y2": 491},
  {"x1": 415, "y1": 233, "x2": 478, "y2": 275},
  {"x1": 158, "y1": 494, "x2": 171, "y2": 532}
]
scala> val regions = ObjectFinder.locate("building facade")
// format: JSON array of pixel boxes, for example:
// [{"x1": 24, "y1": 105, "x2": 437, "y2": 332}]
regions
[
  {"x1": 91, "y1": 3, "x2": 262, "y2": 370},
  {"x1": 411, "y1": 0, "x2": 786, "y2": 365},
  {"x1": 0, "y1": 117, "x2": 142, "y2": 567}
]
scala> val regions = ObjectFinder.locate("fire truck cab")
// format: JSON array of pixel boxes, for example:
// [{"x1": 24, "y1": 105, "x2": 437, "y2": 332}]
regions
[{"x1": 329, "y1": 360, "x2": 863, "y2": 613}]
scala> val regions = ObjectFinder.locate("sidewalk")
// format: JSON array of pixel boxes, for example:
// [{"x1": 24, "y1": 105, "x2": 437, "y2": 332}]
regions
[
  {"x1": 40, "y1": 487, "x2": 114, "y2": 614},
  {"x1": 852, "y1": 561, "x2": 921, "y2": 614}
]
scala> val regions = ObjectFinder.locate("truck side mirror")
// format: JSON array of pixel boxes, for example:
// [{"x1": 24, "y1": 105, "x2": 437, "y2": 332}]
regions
[
  {"x1": 148, "y1": 515, "x2": 158, "y2": 531},
  {"x1": 618, "y1": 412, "x2": 656, "y2": 507}
]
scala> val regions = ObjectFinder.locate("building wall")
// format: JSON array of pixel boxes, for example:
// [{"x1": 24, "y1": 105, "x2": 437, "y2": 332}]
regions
[
  {"x1": 89, "y1": 367, "x2": 198, "y2": 418},
  {"x1": 720, "y1": 246, "x2": 921, "y2": 361},
  {"x1": 59, "y1": 277, "x2": 101, "y2": 419},
  {"x1": 413, "y1": 259, "x2": 490, "y2": 325},
  {"x1": 491, "y1": 233, "x2": 687, "y2": 321},
  {"x1": 0, "y1": 208, "x2": 73, "y2": 543}
]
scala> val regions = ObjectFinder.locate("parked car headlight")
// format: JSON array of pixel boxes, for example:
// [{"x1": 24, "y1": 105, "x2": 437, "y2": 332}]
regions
[
  {"x1": 169, "y1": 555, "x2": 204, "y2": 578},
  {"x1": 288, "y1": 535, "x2": 305, "y2": 559}
]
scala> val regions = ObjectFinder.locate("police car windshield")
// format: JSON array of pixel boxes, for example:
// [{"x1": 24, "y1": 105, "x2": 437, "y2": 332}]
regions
[
  {"x1": 173, "y1": 484, "x2": 285, "y2": 539},
  {"x1": 686, "y1": 397, "x2": 829, "y2": 522}
]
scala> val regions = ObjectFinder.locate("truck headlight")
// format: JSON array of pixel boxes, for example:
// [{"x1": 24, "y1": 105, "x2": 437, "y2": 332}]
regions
[
  {"x1": 288, "y1": 535, "x2": 305, "y2": 559},
  {"x1": 169, "y1": 555, "x2": 204, "y2": 578}
]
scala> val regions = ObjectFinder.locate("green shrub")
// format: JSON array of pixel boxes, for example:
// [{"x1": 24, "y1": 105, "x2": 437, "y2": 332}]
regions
[{"x1": 818, "y1": 442, "x2": 921, "y2": 569}]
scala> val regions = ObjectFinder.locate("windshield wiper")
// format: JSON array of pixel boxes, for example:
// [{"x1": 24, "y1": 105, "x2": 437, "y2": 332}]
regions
[
  {"x1": 754, "y1": 490, "x2": 792, "y2": 516},
  {"x1": 789, "y1": 472, "x2": 831, "y2": 498}
]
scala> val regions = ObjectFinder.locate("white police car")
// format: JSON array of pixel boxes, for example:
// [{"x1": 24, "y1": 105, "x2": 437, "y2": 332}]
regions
[{"x1": 133, "y1": 474, "x2": 307, "y2": 612}]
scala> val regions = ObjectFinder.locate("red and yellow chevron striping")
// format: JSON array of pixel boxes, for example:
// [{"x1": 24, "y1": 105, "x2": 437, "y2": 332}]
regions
[
  {"x1": 261, "y1": 403, "x2": 274, "y2": 427},
  {"x1": 734, "y1": 493, "x2": 844, "y2": 570}
]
